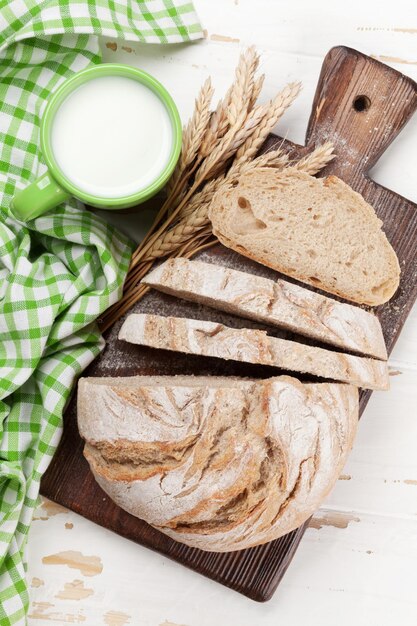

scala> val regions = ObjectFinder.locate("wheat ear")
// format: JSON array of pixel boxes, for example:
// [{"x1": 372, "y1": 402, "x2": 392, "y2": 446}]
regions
[
  {"x1": 234, "y1": 82, "x2": 302, "y2": 164},
  {"x1": 227, "y1": 46, "x2": 260, "y2": 126},
  {"x1": 166, "y1": 77, "x2": 214, "y2": 199},
  {"x1": 293, "y1": 141, "x2": 335, "y2": 174}
]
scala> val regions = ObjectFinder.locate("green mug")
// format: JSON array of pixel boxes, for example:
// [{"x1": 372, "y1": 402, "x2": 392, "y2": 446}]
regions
[{"x1": 11, "y1": 64, "x2": 182, "y2": 221}]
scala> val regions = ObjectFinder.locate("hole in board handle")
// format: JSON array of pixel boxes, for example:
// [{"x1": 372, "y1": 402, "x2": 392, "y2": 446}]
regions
[{"x1": 353, "y1": 95, "x2": 371, "y2": 112}]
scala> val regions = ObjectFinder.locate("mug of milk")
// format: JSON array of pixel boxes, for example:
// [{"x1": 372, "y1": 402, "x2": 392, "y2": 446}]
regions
[{"x1": 11, "y1": 64, "x2": 182, "y2": 221}]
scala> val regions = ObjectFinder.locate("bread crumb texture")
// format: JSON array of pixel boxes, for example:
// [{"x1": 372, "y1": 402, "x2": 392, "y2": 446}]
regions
[{"x1": 209, "y1": 169, "x2": 400, "y2": 305}]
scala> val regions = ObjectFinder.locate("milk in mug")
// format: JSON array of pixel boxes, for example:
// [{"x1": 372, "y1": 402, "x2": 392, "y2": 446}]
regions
[{"x1": 50, "y1": 75, "x2": 174, "y2": 198}]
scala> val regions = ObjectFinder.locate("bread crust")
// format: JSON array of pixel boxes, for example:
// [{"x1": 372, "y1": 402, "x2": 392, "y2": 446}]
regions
[
  {"x1": 78, "y1": 375, "x2": 358, "y2": 552},
  {"x1": 119, "y1": 313, "x2": 389, "y2": 390},
  {"x1": 143, "y1": 258, "x2": 387, "y2": 360}
]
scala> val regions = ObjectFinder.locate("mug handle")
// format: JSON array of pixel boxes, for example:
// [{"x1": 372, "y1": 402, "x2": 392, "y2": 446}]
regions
[{"x1": 11, "y1": 171, "x2": 69, "y2": 221}]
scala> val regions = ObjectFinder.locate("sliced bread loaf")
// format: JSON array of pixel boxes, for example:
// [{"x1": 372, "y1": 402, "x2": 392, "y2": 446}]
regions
[
  {"x1": 208, "y1": 168, "x2": 400, "y2": 306},
  {"x1": 118, "y1": 313, "x2": 389, "y2": 390},
  {"x1": 143, "y1": 258, "x2": 387, "y2": 359},
  {"x1": 78, "y1": 375, "x2": 358, "y2": 551}
]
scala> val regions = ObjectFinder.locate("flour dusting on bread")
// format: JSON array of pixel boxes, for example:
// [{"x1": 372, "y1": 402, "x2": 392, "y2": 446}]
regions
[{"x1": 78, "y1": 375, "x2": 358, "y2": 552}]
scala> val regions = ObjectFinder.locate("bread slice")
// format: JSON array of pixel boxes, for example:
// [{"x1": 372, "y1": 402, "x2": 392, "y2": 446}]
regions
[
  {"x1": 118, "y1": 313, "x2": 389, "y2": 390},
  {"x1": 78, "y1": 374, "x2": 358, "y2": 551},
  {"x1": 143, "y1": 258, "x2": 387, "y2": 360},
  {"x1": 208, "y1": 168, "x2": 400, "y2": 306}
]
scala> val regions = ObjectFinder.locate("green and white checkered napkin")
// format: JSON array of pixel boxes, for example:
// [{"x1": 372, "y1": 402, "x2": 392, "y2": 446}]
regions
[{"x1": 0, "y1": 2, "x2": 202, "y2": 623}]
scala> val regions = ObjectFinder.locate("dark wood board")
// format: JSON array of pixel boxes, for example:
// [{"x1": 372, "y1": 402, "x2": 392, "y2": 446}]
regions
[{"x1": 41, "y1": 46, "x2": 417, "y2": 602}]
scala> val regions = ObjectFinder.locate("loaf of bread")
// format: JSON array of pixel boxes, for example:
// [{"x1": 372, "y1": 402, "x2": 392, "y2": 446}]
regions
[
  {"x1": 143, "y1": 258, "x2": 387, "y2": 359},
  {"x1": 208, "y1": 168, "x2": 400, "y2": 306},
  {"x1": 119, "y1": 313, "x2": 389, "y2": 390},
  {"x1": 78, "y1": 375, "x2": 358, "y2": 552}
]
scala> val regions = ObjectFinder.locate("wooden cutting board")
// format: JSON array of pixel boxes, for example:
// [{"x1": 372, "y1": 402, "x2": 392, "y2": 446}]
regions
[{"x1": 41, "y1": 46, "x2": 417, "y2": 602}]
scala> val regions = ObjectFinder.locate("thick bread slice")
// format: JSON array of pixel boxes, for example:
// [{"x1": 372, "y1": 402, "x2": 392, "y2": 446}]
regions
[
  {"x1": 78, "y1": 375, "x2": 358, "y2": 552},
  {"x1": 143, "y1": 258, "x2": 387, "y2": 360},
  {"x1": 118, "y1": 313, "x2": 389, "y2": 390},
  {"x1": 208, "y1": 168, "x2": 400, "y2": 306}
]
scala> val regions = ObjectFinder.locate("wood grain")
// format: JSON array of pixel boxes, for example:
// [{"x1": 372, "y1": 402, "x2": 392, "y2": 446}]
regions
[{"x1": 41, "y1": 46, "x2": 417, "y2": 602}]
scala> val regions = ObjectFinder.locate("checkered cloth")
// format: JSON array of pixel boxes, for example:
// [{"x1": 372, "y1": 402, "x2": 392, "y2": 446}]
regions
[{"x1": 0, "y1": 2, "x2": 203, "y2": 623}]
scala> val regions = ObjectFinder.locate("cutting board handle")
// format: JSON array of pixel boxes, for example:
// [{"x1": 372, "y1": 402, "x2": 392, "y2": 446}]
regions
[{"x1": 306, "y1": 46, "x2": 417, "y2": 182}]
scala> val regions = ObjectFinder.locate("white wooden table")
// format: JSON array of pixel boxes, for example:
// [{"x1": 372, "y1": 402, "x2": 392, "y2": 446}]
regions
[{"x1": 27, "y1": 2, "x2": 417, "y2": 624}]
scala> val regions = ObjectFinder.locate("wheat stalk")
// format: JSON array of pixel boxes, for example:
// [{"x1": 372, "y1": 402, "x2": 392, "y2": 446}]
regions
[
  {"x1": 199, "y1": 48, "x2": 259, "y2": 160},
  {"x1": 199, "y1": 82, "x2": 301, "y2": 181},
  {"x1": 129, "y1": 53, "x2": 262, "y2": 268},
  {"x1": 130, "y1": 126, "x2": 240, "y2": 266},
  {"x1": 100, "y1": 48, "x2": 335, "y2": 331},
  {"x1": 207, "y1": 104, "x2": 267, "y2": 177},
  {"x1": 147, "y1": 207, "x2": 210, "y2": 259}
]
